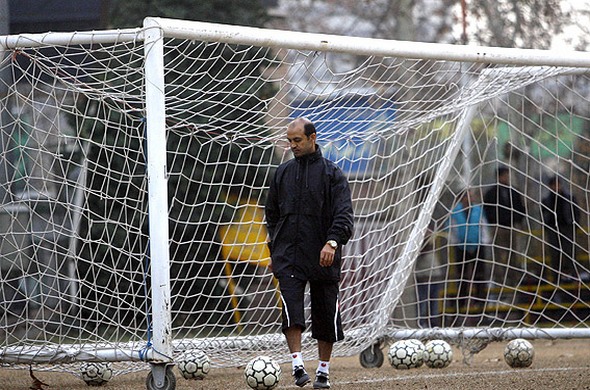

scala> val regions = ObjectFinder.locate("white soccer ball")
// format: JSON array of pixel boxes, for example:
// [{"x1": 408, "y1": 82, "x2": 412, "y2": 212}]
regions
[
  {"x1": 504, "y1": 338, "x2": 534, "y2": 368},
  {"x1": 244, "y1": 355, "x2": 281, "y2": 390},
  {"x1": 79, "y1": 362, "x2": 113, "y2": 386},
  {"x1": 424, "y1": 340, "x2": 453, "y2": 368},
  {"x1": 387, "y1": 339, "x2": 426, "y2": 369},
  {"x1": 177, "y1": 350, "x2": 211, "y2": 380}
]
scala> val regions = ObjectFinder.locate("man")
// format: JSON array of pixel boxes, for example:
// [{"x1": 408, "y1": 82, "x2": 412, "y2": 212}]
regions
[
  {"x1": 541, "y1": 175, "x2": 580, "y2": 283},
  {"x1": 265, "y1": 117, "x2": 354, "y2": 389},
  {"x1": 483, "y1": 166, "x2": 526, "y2": 294},
  {"x1": 448, "y1": 189, "x2": 488, "y2": 321}
]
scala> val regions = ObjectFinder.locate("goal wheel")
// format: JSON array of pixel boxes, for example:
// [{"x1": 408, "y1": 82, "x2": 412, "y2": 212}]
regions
[
  {"x1": 146, "y1": 365, "x2": 176, "y2": 390},
  {"x1": 359, "y1": 343, "x2": 384, "y2": 368}
]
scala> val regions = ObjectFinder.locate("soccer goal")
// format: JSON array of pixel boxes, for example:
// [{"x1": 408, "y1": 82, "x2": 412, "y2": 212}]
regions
[{"x1": 1, "y1": 17, "x2": 590, "y2": 387}]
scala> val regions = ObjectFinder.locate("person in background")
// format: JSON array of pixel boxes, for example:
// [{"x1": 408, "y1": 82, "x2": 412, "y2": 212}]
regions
[
  {"x1": 483, "y1": 166, "x2": 526, "y2": 299},
  {"x1": 265, "y1": 117, "x2": 354, "y2": 389},
  {"x1": 448, "y1": 189, "x2": 488, "y2": 322},
  {"x1": 541, "y1": 175, "x2": 583, "y2": 284},
  {"x1": 414, "y1": 225, "x2": 445, "y2": 328}
]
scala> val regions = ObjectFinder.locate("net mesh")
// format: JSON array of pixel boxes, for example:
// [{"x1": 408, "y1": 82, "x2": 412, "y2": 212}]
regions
[{"x1": 0, "y1": 24, "x2": 589, "y2": 376}]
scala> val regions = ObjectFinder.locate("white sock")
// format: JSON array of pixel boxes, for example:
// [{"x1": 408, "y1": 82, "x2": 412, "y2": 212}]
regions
[
  {"x1": 291, "y1": 352, "x2": 304, "y2": 372},
  {"x1": 317, "y1": 360, "x2": 330, "y2": 375}
]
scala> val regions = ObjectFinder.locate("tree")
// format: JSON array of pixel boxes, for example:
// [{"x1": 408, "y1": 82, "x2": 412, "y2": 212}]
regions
[
  {"x1": 467, "y1": 0, "x2": 569, "y2": 49},
  {"x1": 76, "y1": 0, "x2": 278, "y2": 328},
  {"x1": 109, "y1": 0, "x2": 269, "y2": 28},
  {"x1": 275, "y1": 0, "x2": 577, "y2": 49}
]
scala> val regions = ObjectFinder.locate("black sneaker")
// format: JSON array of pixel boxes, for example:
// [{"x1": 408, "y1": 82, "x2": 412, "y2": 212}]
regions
[
  {"x1": 313, "y1": 372, "x2": 330, "y2": 389},
  {"x1": 293, "y1": 367, "x2": 311, "y2": 387}
]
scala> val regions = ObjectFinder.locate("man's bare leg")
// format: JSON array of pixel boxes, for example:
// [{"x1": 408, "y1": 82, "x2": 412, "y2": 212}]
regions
[
  {"x1": 285, "y1": 327, "x2": 310, "y2": 387},
  {"x1": 317, "y1": 340, "x2": 333, "y2": 361},
  {"x1": 285, "y1": 326, "x2": 302, "y2": 353}
]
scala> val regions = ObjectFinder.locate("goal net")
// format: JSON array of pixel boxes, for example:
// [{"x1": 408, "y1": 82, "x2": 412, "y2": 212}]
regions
[{"x1": 1, "y1": 17, "x2": 590, "y2": 377}]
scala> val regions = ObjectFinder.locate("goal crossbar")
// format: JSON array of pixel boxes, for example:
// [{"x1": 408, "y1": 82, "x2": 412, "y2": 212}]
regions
[
  {"x1": 147, "y1": 17, "x2": 590, "y2": 67},
  {"x1": 2, "y1": 19, "x2": 589, "y2": 67},
  {"x1": 0, "y1": 29, "x2": 142, "y2": 49}
]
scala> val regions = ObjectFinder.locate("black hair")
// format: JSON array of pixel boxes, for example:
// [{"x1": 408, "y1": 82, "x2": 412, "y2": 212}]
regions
[
  {"x1": 497, "y1": 166, "x2": 509, "y2": 176},
  {"x1": 303, "y1": 121, "x2": 316, "y2": 137},
  {"x1": 547, "y1": 175, "x2": 558, "y2": 186}
]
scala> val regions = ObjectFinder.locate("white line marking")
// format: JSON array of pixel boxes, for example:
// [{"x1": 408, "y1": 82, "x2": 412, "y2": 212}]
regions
[{"x1": 336, "y1": 366, "x2": 584, "y2": 385}]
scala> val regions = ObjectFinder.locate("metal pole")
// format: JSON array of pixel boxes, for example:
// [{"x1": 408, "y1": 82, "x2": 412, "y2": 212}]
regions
[
  {"x1": 143, "y1": 19, "x2": 173, "y2": 365},
  {"x1": 0, "y1": 0, "x2": 10, "y2": 204},
  {"x1": 149, "y1": 17, "x2": 590, "y2": 68}
]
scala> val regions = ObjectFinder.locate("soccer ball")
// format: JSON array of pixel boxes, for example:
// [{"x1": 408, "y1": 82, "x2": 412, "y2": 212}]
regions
[
  {"x1": 244, "y1": 355, "x2": 281, "y2": 390},
  {"x1": 424, "y1": 340, "x2": 453, "y2": 368},
  {"x1": 177, "y1": 350, "x2": 211, "y2": 380},
  {"x1": 387, "y1": 339, "x2": 426, "y2": 369},
  {"x1": 504, "y1": 339, "x2": 534, "y2": 368},
  {"x1": 79, "y1": 362, "x2": 113, "y2": 386}
]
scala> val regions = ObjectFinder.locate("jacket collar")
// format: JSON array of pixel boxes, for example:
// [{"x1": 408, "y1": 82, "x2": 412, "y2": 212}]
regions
[{"x1": 295, "y1": 144, "x2": 322, "y2": 163}]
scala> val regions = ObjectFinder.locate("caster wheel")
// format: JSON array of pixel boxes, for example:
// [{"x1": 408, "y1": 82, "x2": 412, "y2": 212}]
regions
[
  {"x1": 359, "y1": 343, "x2": 384, "y2": 368},
  {"x1": 146, "y1": 365, "x2": 176, "y2": 390}
]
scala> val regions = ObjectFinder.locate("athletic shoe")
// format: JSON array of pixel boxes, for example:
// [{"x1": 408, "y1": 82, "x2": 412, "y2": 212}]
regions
[
  {"x1": 293, "y1": 367, "x2": 311, "y2": 387},
  {"x1": 313, "y1": 372, "x2": 331, "y2": 389}
]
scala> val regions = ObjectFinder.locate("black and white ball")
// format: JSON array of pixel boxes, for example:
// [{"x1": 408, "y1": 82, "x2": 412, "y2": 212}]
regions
[
  {"x1": 387, "y1": 339, "x2": 426, "y2": 369},
  {"x1": 177, "y1": 350, "x2": 211, "y2": 380},
  {"x1": 79, "y1": 362, "x2": 113, "y2": 386},
  {"x1": 504, "y1": 338, "x2": 534, "y2": 368},
  {"x1": 424, "y1": 340, "x2": 453, "y2": 368},
  {"x1": 244, "y1": 355, "x2": 281, "y2": 390}
]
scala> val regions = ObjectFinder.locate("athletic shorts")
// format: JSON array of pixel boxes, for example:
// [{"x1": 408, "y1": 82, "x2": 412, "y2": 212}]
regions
[{"x1": 278, "y1": 276, "x2": 344, "y2": 343}]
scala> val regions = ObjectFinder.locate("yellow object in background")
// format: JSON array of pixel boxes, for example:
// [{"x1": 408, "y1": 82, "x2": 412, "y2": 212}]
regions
[{"x1": 219, "y1": 202, "x2": 270, "y2": 266}]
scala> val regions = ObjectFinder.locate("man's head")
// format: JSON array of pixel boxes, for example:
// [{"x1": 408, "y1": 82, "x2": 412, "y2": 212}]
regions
[
  {"x1": 460, "y1": 188, "x2": 476, "y2": 206},
  {"x1": 497, "y1": 166, "x2": 510, "y2": 184},
  {"x1": 286, "y1": 117, "x2": 317, "y2": 158},
  {"x1": 547, "y1": 175, "x2": 560, "y2": 191}
]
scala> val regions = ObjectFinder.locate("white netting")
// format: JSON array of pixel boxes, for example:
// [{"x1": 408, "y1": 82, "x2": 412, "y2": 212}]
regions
[
  {"x1": 0, "y1": 20, "x2": 589, "y2": 377},
  {"x1": 0, "y1": 35, "x2": 149, "y2": 375},
  {"x1": 401, "y1": 68, "x2": 590, "y2": 333}
]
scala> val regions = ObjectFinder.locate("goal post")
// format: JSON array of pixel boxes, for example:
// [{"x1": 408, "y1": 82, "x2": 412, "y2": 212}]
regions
[
  {"x1": 1, "y1": 16, "x2": 590, "y2": 386},
  {"x1": 144, "y1": 17, "x2": 173, "y2": 366}
]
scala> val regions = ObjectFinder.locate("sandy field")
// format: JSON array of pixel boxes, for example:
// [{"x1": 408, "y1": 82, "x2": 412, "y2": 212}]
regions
[{"x1": 2, "y1": 339, "x2": 590, "y2": 389}]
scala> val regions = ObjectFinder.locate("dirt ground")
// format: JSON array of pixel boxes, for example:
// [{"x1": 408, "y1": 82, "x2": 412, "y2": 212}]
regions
[{"x1": 2, "y1": 339, "x2": 590, "y2": 390}]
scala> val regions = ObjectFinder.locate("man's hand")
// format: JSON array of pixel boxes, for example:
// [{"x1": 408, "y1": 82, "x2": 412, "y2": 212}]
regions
[
  {"x1": 266, "y1": 241, "x2": 273, "y2": 272},
  {"x1": 320, "y1": 244, "x2": 335, "y2": 267}
]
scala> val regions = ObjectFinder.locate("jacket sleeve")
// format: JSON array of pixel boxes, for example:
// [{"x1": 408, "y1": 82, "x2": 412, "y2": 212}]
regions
[
  {"x1": 265, "y1": 170, "x2": 280, "y2": 244},
  {"x1": 572, "y1": 195, "x2": 580, "y2": 224},
  {"x1": 326, "y1": 166, "x2": 354, "y2": 246},
  {"x1": 512, "y1": 188, "x2": 526, "y2": 223},
  {"x1": 482, "y1": 188, "x2": 497, "y2": 225},
  {"x1": 541, "y1": 194, "x2": 555, "y2": 227}
]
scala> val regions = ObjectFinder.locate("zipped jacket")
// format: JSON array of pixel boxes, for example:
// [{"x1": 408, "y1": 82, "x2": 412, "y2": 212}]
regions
[
  {"x1": 483, "y1": 184, "x2": 525, "y2": 227},
  {"x1": 265, "y1": 146, "x2": 354, "y2": 281}
]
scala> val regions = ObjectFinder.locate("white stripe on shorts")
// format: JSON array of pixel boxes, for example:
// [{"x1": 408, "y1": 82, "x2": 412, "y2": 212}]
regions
[
  {"x1": 333, "y1": 297, "x2": 340, "y2": 340},
  {"x1": 280, "y1": 292, "x2": 290, "y2": 328}
]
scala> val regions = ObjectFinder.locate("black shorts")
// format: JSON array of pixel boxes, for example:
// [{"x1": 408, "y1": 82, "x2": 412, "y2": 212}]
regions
[{"x1": 278, "y1": 276, "x2": 344, "y2": 343}]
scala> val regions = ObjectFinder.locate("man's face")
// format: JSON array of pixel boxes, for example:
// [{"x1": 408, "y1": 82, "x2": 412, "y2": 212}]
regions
[
  {"x1": 499, "y1": 171, "x2": 510, "y2": 185},
  {"x1": 286, "y1": 124, "x2": 316, "y2": 158}
]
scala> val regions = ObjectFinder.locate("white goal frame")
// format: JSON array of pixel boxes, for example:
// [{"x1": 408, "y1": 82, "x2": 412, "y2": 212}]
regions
[
  {"x1": 141, "y1": 16, "x2": 590, "y2": 343},
  {"x1": 1, "y1": 16, "x2": 590, "y2": 385}
]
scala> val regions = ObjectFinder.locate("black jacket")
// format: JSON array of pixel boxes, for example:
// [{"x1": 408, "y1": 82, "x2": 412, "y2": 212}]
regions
[
  {"x1": 483, "y1": 184, "x2": 525, "y2": 227},
  {"x1": 541, "y1": 189, "x2": 579, "y2": 235},
  {"x1": 265, "y1": 146, "x2": 354, "y2": 281}
]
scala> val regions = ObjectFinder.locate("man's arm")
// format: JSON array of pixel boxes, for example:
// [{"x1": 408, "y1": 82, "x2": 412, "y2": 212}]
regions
[
  {"x1": 512, "y1": 188, "x2": 526, "y2": 215},
  {"x1": 482, "y1": 188, "x2": 497, "y2": 225},
  {"x1": 264, "y1": 173, "x2": 280, "y2": 244},
  {"x1": 326, "y1": 168, "x2": 354, "y2": 246}
]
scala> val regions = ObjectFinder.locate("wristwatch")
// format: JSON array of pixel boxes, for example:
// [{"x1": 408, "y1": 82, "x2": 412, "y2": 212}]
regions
[{"x1": 326, "y1": 240, "x2": 338, "y2": 250}]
